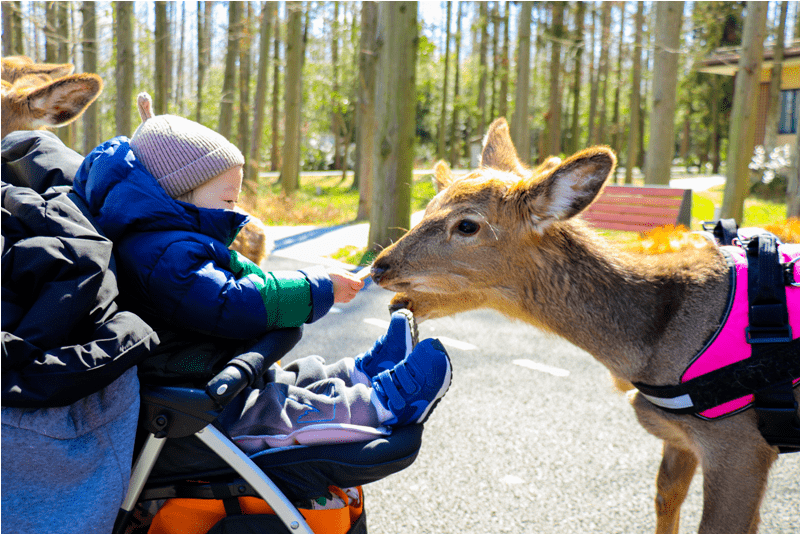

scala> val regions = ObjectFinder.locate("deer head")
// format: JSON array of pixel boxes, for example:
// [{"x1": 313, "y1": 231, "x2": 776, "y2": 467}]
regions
[
  {"x1": 1, "y1": 56, "x2": 103, "y2": 139},
  {"x1": 371, "y1": 118, "x2": 616, "y2": 321}
]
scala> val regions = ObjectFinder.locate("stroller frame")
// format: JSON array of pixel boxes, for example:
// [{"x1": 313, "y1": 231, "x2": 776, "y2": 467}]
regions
[{"x1": 113, "y1": 327, "x2": 422, "y2": 534}]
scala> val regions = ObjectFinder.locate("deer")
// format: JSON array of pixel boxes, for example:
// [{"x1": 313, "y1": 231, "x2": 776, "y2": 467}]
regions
[
  {"x1": 1, "y1": 55, "x2": 103, "y2": 138},
  {"x1": 2, "y1": 56, "x2": 269, "y2": 267},
  {"x1": 370, "y1": 117, "x2": 799, "y2": 533}
]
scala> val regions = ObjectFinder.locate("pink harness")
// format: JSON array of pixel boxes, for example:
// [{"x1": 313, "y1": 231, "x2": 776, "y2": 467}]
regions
[{"x1": 681, "y1": 244, "x2": 800, "y2": 419}]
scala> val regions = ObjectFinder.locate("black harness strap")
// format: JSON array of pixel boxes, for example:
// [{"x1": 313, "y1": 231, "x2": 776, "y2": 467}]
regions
[
  {"x1": 745, "y1": 235, "x2": 792, "y2": 344},
  {"x1": 633, "y1": 342, "x2": 798, "y2": 415}
]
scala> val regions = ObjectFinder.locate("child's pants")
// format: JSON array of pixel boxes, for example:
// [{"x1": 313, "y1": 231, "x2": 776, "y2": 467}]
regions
[{"x1": 219, "y1": 355, "x2": 385, "y2": 451}]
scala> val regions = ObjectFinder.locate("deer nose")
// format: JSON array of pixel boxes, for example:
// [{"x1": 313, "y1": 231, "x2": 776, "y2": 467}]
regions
[{"x1": 370, "y1": 262, "x2": 388, "y2": 284}]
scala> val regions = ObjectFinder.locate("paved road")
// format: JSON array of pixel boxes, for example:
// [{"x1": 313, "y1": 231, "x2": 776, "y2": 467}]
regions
[{"x1": 266, "y1": 253, "x2": 799, "y2": 534}]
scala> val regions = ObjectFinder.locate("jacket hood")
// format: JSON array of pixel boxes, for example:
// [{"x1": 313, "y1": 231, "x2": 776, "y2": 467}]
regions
[{"x1": 73, "y1": 136, "x2": 247, "y2": 244}]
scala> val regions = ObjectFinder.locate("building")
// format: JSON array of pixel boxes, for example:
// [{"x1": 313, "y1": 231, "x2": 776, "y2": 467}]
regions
[{"x1": 698, "y1": 41, "x2": 800, "y2": 148}]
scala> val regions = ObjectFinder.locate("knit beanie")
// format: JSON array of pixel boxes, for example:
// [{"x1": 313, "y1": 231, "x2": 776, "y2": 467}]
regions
[{"x1": 129, "y1": 93, "x2": 244, "y2": 198}]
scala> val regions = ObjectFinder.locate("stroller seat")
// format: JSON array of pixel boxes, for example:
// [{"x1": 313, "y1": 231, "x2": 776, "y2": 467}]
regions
[{"x1": 114, "y1": 328, "x2": 423, "y2": 534}]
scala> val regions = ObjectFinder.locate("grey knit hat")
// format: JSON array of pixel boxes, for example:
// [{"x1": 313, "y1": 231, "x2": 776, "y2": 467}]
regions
[{"x1": 129, "y1": 93, "x2": 244, "y2": 198}]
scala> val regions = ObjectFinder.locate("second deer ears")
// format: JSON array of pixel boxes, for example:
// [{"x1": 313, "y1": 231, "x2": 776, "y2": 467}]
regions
[{"x1": 137, "y1": 92, "x2": 154, "y2": 123}]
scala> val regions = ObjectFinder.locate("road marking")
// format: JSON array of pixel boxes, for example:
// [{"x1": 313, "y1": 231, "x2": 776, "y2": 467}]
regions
[
  {"x1": 512, "y1": 359, "x2": 570, "y2": 377},
  {"x1": 363, "y1": 319, "x2": 477, "y2": 350}
]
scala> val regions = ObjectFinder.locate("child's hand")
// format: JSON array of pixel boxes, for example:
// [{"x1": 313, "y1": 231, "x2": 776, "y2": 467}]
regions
[{"x1": 328, "y1": 268, "x2": 365, "y2": 303}]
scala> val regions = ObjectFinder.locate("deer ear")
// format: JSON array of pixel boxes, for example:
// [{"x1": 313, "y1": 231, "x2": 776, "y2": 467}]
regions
[
  {"x1": 26, "y1": 74, "x2": 103, "y2": 128},
  {"x1": 432, "y1": 160, "x2": 454, "y2": 192},
  {"x1": 509, "y1": 147, "x2": 616, "y2": 232},
  {"x1": 480, "y1": 118, "x2": 528, "y2": 175}
]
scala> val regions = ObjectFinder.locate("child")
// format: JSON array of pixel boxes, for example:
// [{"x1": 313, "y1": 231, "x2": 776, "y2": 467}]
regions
[{"x1": 72, "y1": 93, "x2": 451, "y2": 450}]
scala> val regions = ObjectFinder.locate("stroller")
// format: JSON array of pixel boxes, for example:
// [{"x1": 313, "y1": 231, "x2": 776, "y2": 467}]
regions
[{"x1": 113, "y1": 326, "x2": 425, "y2": 534}]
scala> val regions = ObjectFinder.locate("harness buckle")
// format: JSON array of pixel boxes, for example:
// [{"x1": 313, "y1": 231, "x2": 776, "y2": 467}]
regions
[
  {"x1": 745, "y1": 325, "x2": 793, "y2": 344},
  {"x1": 784, "y1": 257, "x2": 800, "y2": 288}
]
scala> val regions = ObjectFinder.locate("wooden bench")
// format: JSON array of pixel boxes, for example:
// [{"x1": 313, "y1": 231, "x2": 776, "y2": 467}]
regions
[{"x1": 583, "y1": 185, "x2": 692, "y2": 232}]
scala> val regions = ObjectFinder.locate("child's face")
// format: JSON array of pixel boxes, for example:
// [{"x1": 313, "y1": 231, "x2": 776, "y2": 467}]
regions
[{"x1": 189, "y1": 166, "x2": 243, "y2": 210}]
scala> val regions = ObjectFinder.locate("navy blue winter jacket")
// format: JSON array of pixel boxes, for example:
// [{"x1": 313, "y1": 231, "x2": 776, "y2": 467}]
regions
[{"x1": 72, "y1": 136, "x2": 333, "y2": 340}]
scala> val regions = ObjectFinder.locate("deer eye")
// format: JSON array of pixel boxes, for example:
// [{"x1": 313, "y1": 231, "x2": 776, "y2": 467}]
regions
[{"x1": 456, "y1": 219, "x2": 480, "y2": 236}]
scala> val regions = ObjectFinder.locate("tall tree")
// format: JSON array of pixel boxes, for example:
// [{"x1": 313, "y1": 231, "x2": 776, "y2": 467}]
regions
[
  {"x1": 721, "y1": 2, "x2": 768, "y2": 222},
  {"x1": 331, "y1": 2, "x2": 343, "y2": 170},
  {"x1": 155, "y1": 1, "x2": 169, "y2": 114},
  {"x1": 645, "y1": 1, "x2": 683, "y2": 185},
  {"x1": 448, "y1": 1, "x2": 464, "y2": 167},
  {"x1": 477, "y1": 2, "x2": 489, "y2": 136},
  {"x1": 489, "y1": 2, "x2": 500, "y2": 120},
  {"x1": 115, "y1": 2, "x2": 134, "y2": 136},
  {"x1": 511, "y1": 2, "x2": 533, "y2": 163},
  {"x1": 764, "y1": 1, "x2": 788, "y2": 153},
  {"x1": 248, "y1": 1, "x2": 275, "y2": 185},
  {"x1": 612, "y1": 2, "x2": 626, "y2": 159},
  {"x1": 270, "y1": 9, "x2": 282, "y2": 172},
  {"x1": 196, "y1": 1, "x2": 211, "y2": 122},
  {"x1": 368, "y1": 2, "x2": 418, "y2": 252},
  {"x1": 586, "y1": 4, "x2": 598, "y2": 146},
  {"x1": 547, "y1": 1, "x2": 565, "y2": 157},
  {"x1": 175, "y1": 1, "x2": 187, "y2": 115},
  {"x1": 282, "y1": 1, "x2": 304, "y2": 193},
  {"x1": 239, "y1": 2, "x2": 253, "y2": 160},
  {"x1": 219, "y1": 1, "x2": 242, "y2": 139},
  {"x1": 81, "y1": 1, "x2": 99, "y2": 152},
  {"x1": 498, "y1": 1, "x2": 510, "y2": 120},
  {"x1": 625, "y1": 1, "x2": 644, "y2": 184},
  {"x1": 596, "y1": 1, "x2": 612, "y2": 144},
  {"x1": 2, "y1": 1, "x2": 24, "y2": 55},
  {"x1": 569, "y1": 1, "x2": 585, "y2": 154},
  {"x1": 437, "y1": 1, "x2": 452, "y2": 160},
  {"x1": 356, "y1": 1, "x2": 378, "y2": 220}
]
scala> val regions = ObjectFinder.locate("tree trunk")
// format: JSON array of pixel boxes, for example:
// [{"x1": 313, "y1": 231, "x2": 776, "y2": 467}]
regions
[
  {"x1": 569, "y1": 1, "x2": 585, "y2": 155},
  {"x1": 498, "y1": 1, "x2": 510, "y2": 120},
  {"x1": 155, "y1": 2, "x2": 168, "y2": 114},
  {"x1": 81, "y1": 2, "x2": 99, "y2": 152},
  {"x1": 115, "y1": 2, "x2": 134, "y2": 136},
  {"x1": 489, "y1": 2, "x2": 499, "y2": 121},
  {"x1": 356, "y1": 1, "x2": 378, "y2": 220},
  {"x1": 612, "y1": 2, "x2": 626, "y2": 165},
  {"x1": 477, "y1": 2, "x2": 488, "y2": 137},
  {"x1": 764, "y1": 1, "x2": 788, "y2": 154},
  {"x1": 219, "y1": 1, "x2": 241, "y2": 139},
  {"x1": 270, "y1": 10, "x2": 282, "y2": 172},
  {"x1": 282, "y1": 1, "x2": 304, "y2": 193},
  {"x1": 511, "y1": 2, "x2": 532, "y2": 164},
  {"x1": 644, "y1": 1, "x2": 683, "y2": 186},
  {"x1": 625, "y1": 1, "x2": 644, "y2": 184},
  {"x1": 596, "y1": 2, "x2": 612, "y2": 145},
  {"x1": 787, "y1": 131, "x2": 799, "y2": 218},
  {"x1": 55, "y1": 2, "x2": 72, "y2": 147},
  {"x1": 175, "y1": 2, "x2": 187, "y2": 115},
  {"x1": 332, "y1": 2, "x2": 342, "y2": 170},
  {"x1": 239, "y1": 2, "x2": 253, "y2": 162},
  {"x1": 448, "y1": 1, "x2": 464, "y2": 168},
  {"x1": 586, "y1": 5, "x2": 598, "y2": 146},
  {"x1": 547, "y1": 1, "x2": 564, "y2": 157},
  {"x1": 368, "y1": 2, "x2": 418, "y2": 252},
  {"x1": 248, "y1": 1, "x2": 275, "y2": 186},
  {"x1": 196, "y1": 1, "x2": 211, "y2": 122},
  {"x1": 437, "y1": 1, "x2": 452, "y2": 160},
  {"x1": 2, "y1": 2, "x2": 22, "y2": 55},
  {"x1": 720, "y1": 1, "x2": 768, "y2": 222}
]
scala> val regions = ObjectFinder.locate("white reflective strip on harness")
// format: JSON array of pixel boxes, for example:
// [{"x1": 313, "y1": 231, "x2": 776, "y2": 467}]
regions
[{"x1": 640, "y1": 392, "x2": 694, "y2": 410}]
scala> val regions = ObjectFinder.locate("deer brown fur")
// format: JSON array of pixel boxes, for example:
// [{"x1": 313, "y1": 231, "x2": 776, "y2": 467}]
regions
[
  {"x1": 371, "y1": 117, "x2": 792, "y2": 533},
  {"x1": 2, "y1": 56, "x2": 269, "y2": 267}
]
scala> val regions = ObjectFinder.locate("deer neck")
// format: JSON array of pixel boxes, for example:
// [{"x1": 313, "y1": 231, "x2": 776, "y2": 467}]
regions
[{"x1": 501, "y1": 222, "x2": 730, "y2": 383}]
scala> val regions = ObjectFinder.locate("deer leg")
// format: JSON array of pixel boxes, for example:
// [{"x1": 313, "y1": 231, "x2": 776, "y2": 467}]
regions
[
  {"x1": 654, "y1": 443, "x2": 698, "y2": 534},
  {"x1": 697, "y1": 438, "x2": 776, "y2": 533}
]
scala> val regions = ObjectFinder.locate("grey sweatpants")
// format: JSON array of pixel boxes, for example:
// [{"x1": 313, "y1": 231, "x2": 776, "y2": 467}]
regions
[
  {"x1": 220, "y1": 355, "x2": 384, "y2": 451},
  {"x1": 1, "y1": 367, "x2": 140, "y2": 534}
]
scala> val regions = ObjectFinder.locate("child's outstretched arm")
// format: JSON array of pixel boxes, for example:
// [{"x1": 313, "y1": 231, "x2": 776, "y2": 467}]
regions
[{"x1": 327, "y1": 268, "x2": 364, "y2": 303}]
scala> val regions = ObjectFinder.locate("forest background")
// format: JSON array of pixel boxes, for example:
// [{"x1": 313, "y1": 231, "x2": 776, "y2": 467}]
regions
[{"x1": 2, "y1": 1, "x2": 799, "y2": 251}]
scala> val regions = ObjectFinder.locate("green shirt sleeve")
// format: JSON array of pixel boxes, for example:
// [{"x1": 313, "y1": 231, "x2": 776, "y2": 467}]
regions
[{"x1": 229, "y1": 250, "x2": 312, "y2": 328}]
